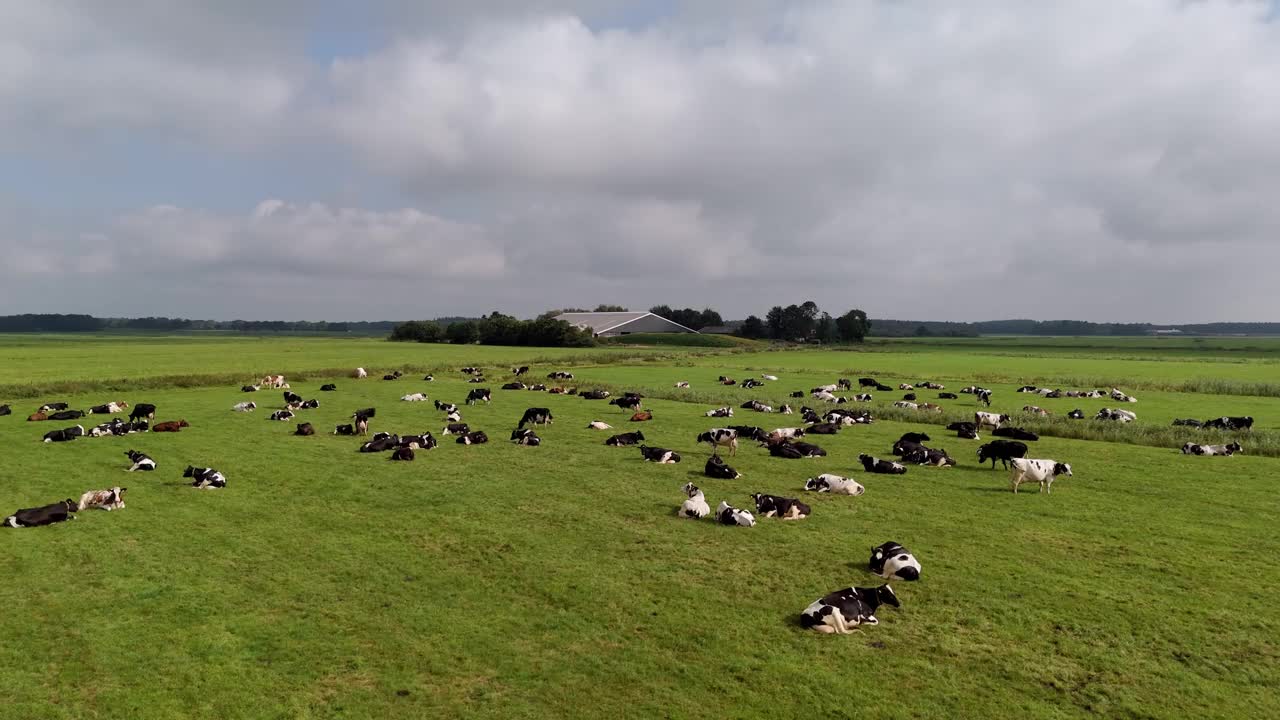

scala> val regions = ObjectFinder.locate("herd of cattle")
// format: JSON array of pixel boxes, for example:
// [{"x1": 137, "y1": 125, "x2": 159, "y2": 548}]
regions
[{"x1": 2, "y1": 365, "x2": 1260, "y2": 633}]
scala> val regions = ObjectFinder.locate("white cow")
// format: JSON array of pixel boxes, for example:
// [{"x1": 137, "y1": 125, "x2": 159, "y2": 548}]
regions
[
  {"x1": 354, "y1": 367, "x2": 368, "y2": 379},
  {"x1": 803, "y1": 474, "x2": 865, "y2": 495},
  {"x1": 678, "y1": 483, "x2": 710, "y2": 519},
  {"x1": 401, "y1": 393, "x2": 428, "y2": 402},
  {"x1": 1009, "y1": 458, "x2": 1072, "y2": 494},
  {"x1": 587, "y1": 421, "x2": 613, "y2": 430}
]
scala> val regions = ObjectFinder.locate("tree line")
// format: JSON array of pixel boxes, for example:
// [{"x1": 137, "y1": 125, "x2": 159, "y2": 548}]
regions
[
  {"x1": 0, "y1": 314, "x2": 397, "y2": 334},
  {"x1": 388, "y1": 313, "x2": 595, "y2": 347},
  {"x1": 735, "y1": 302, "x2": 872, "y2": 343}
]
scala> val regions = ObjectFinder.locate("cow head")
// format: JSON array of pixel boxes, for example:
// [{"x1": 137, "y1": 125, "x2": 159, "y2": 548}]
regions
[
  {"x1": 874, "y1": 584, "x2": 900, "y2": 608},
  {"x1": 1227, "y1": 442, "x2": 1243, "y2": 454},
  {"x1": 1054, "y1": 462, "x2": 1073, "y2": 477}
]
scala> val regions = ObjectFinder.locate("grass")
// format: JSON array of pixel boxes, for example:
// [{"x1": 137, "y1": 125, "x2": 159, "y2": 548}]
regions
[{"x1": 1, "y1": 336, "x2": 1278, "y2": 718}]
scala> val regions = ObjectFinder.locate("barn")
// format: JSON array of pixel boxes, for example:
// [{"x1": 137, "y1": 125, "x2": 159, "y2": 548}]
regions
[{"x1": 553, "y1": 312, "x2": 699, "y2": 338}]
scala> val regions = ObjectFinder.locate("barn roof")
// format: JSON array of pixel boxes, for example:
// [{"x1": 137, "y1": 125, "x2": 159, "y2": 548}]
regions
[{"x1": 552, "y1": 311, "x2": 698, "y2": 335}]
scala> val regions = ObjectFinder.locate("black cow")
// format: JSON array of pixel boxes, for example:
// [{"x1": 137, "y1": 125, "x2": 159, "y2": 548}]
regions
[
  {"x1": 1203, "y1": 416, "x2": 1254, "y2": 431},
  {"x1": 466, "y1": 388, "x2": 491, "y2": 405},
  {"x1": 3, "y1": 499, "x2": 78, "y2": 528},
  {"x1": 512, "y1": 366, "x2": 530, "y2": 376},
  {"x1": 456, "y1": 431, "x2": 489, "y2": 445},
  {"x1": 751, "y1": 493, "x2": 811, "y2": 520},
  {"x1": 875, "y1": 383, "x2": 893, "y2": 392},
  {"x1": 611, "y1": 396, "x2": 643, "y2": 412},
  {"x1": 791, "y1": 441, "x2": 826, "y2": 457},
  {"x1": 48, "y1": 410, "x2": 84, "y2": 421},
  {"x1": 790, "y1": 391, "x2": 805, "y2": 398},
  {"x1": 902, "y1": 393, "x2": 917, "y2": 401},
  {"x1": 390, "y1": 446, "x2": 415, "y2": 461},
  {"x1": 859, "y1": 454, "x2": 906, "y2": 474},
  {"x1": 704, "y1": 454, "x2": 741, "y2": 479},
  {"x1": 43, "y1": 426, "x2": 83, "y2": 443},
  {"x1": 977, "y1": 440, "x2": 1029, "y2": 469},
  {"x1": 510, "y1": 428, "x2": 541, "y2": 446},
  {"x1": 898, "y1": 432, "x2": 931, "y2": 444},
  {"x1": 806, "y1": 422, "x2": 841, "y2": 435},
  {"x1": 993, "y1": 427, "x2": 1039, "y2": 441},
  {"x1": 38, "y1": 402, "x2": 69, "y2": 412},
  {"x1": 295, "y1": 423, "x2": 315, "y2": 436},
  {"x1": 638, "y1": 445, "x2": 681, "y2": 463},
  {"x1": 320, "y1": 384, "x2": 337, "y2": 391},
  {"x1": 502, "y1": 382, "x2": 526, "y2": 391},
  {"x1": 518, "y1": 408, "x2": 554, "y2": 428},
  {"x1": 353, "y1": 407, "x2": 376, "y2": 420},
  {"x1": 837, "y1": 379, "x2": 853, "y2": 391},
  {"x1": 858, "y1": 378, "x2": 878, "y2": 388},
  {"x1": 938, "y1": 392, "x2": 958, "y2": 399},
  {"x1": 767, "y1": 442, "x2": 805, "y2": 459},
  {"x1": 334, "y1": 424, "x2": 356, "y2": 435},
  {"x1": 605, "y1": 431, "x2": 645, "y2": 446},
  {"x1": 946, "y1": 421, "x2": 976, "y2": 433},
  {"x1": 241, "y1": 385, "x2": 259, "y2": 392},
  {"x1": 0, "y1": 404, "x2": 10, "y2": 416},
  {"x1": 360, "y1": 435, "x2": 400, "y2": 452},
  {"x1": 728, "y1": 426, "x2": 767, "y2": 442},
  {"x1": 129, "y1": 403, "x2": 157, "y2": 422}
]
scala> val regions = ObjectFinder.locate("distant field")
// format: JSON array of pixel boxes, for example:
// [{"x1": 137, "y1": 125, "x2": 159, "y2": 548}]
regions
[{"x1": 1, "y1": 335, "x2": 1276, "y2": 719}]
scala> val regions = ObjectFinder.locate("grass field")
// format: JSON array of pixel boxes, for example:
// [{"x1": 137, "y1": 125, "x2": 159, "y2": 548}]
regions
[{"x1": 1, "y1": 336, "x2": 1277, "y2": 719}]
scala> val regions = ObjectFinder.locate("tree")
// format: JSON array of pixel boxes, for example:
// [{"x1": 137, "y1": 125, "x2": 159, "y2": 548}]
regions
[
  {"x1": 835, "y1": 309, "x2": 871, "y2": 342},
  {"x1": 594, "y1": 304, "x2": 628, "y2": 312},
  {"x1": 738, "y1": 315, "x2": 767, "y2": 339},
  {"x1": 388, "y1": 320, "x2": 444, "y2": 343},
  {"x1": 698, "y1": 308, "x2": 723, "y2": 328},
  {"x1": 765, "y1": 306, "x2": 785, "y2": 339},
  {"x1": 815, "y1": 312, "x2": 838, "y2": 344},
  {"x1": 446, "y1": 320, "x2": 479, "y2": 344},
  {"x1": 477, "y1": 312, "x2": 521, "y2": 345},
  {"x1": 649, "y1": 305, "x2": 674, "y2": 319}
]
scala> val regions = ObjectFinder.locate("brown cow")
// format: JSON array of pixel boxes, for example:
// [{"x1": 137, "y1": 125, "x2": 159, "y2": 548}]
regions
[
  {"x1": 27, "y1": 412, "x2": 49, "y2": 422},
  {"x1": 630, "y1": 411, "x2": 654, "y2": 422},
  {"x1": 152, "y1": 420, "x2": 190, "y2": 432}
]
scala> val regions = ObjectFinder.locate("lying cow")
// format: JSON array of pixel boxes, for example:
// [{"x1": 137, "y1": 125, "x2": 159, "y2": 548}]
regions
[
  {"x1": 977, "y1": 440, "x2": 1029, "y2": 469},
  {"x1": 1095, "y1": 408, "x2": 1136, "y2": 422},
  {"x1": 804, "y1": 473, "x2": 864, "y2": 495},
  {"x1": 639, "y1": 445, "x2": 681, "y2": 463},
  {"x1": 456, "y1": 431, "x2": 489, "y2": 445},
  {"x1": 1172, "y1": 418, "x2": 1203, "y2": 427},
  {"x1": 902, "y1": 446, "x2": 956, "y2": 467},
  {"x1": 992, "y1": 427, "x2": 1039, "y2": 441},
  {"x1": 502, "y1": 382, "x2": 526, "y2": 391},
  {"x1": 390, "y1": 446, "x2": 415, "y2": 461},
  {"x1": 233, "y1": 401, "x2": 257, "y2": 412},
  {"x1": 1009, "y1": 458, "x2": 1072, "y2": 493},
  {"x1": 320, "y1": 384, "x2": 337, "y2": 391},
  {"x1": 48, "y1": 410, "x2": 85, "y2": 421},
  {"x1": 679, "y1": 483, "x2": 710, "y2": 518},
  {"x1": 674, "y1": 381, "x2": 690, "y2": 389},
  {"x1": 152, "y1": 420, "x2": 190, "y2": 432},
  {"x1": 38, "y1": 402, "x2": 69, "y2": 413},
  {"x1": 518, "y1": 408, "x2": 554, "y2": 428},
  {"x1": 87, "y1": 401, "x2": 128, "y2": 415},
  {"x1": 859, "y1": 454, "x2": 906, "y2": 475},
  {"x1": 697, "y1": 429, "x2": 738, "y2": 456},
  {"x1": 361, "y1": 434, "x2": 400, "y2": 452},
  {"x1": 750, "y1": 493, "x2": 811, "y2": 520},
  {"x1": 78, "y1": 487, "x2": 126, "y2": 512},
  {"x1": 1203, "y1": 416, "x2": 1253, "y2": 431},
  {"x1": 0, "y1": 404, "x2": 9, "y2": 416},
  {"x1": 295, "y1": 423, "x2": 315, "y2": 436},
  {"x1": 870, "y1": 541, "x2": 921, "y2": 581},
  {"x1": 334, "y1": 424, "x2": 356, "y2": 436},
  {"x1": 184, "y1": 466, "x2": 226, "y2": 489},
  {"x1": 269, "y1": 411, "x2": 294, "y2": 422},
  {"x1": 715, "y1": 501, "x2": 755, "y2": 527},
  {"x1": 1181, "y1": 442, "x2": 1242, "y2": 456},
  {"x1": 705, "y1": 407, "x2": 733, "y2": 418},
  {"x1": 580, "y1": 390, "x2": 610, "y2": 400},
  {"x1": 1067, "y1": 409, "x2": 1085, "y2": 420},
  {"x1": 630, "y1": 411, "x2": 654, "y2": 422},
  {"x1": 401, "y1": 393, "x2": 429, "y2": 402},
  {"x1": 124, "y1": 450, "x2": 156, "y2": 472},
  {"x1": 441, "y1": 423, "x2": 470, "y2": 436},
  {"x1": 3, "y1": 498, "x2": 78, "y2": 528},
  {"x1": 605, "y1": 431, "x2": 645, "y2": 446},
  {"x1": 1022, "y1": 405, "x2": 1050, "y2": 416},
  {"x1": 704, "y1": 454, "x2": 741, "y2": 479},
  {"x1": 241, "y1": 385, "x2": 259, "y2": 393},
  {"x1": 801, "y1": 584, "x2": 900, "y2": 634},
  {"x1": 586, "y1": 421, "x2": 612, "y2": 430},
  {"x1": 284, "y1": 391, "x2": 303, "y2": 404},
  {"x1": 42, "y1": 425, "x2": 83, "y2": 443},
  {"x1": 510, "y1": 428, "x2": 541, "y2": 446}
]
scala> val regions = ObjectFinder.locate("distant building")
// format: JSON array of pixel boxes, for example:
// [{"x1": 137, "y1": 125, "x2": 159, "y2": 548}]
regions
[
  {"x1": 553, "y1": 311, "x2": 698, "y2": 337},
  {"x1": 1152, "y1": 328, "x2": 1184, "y2": 335}
]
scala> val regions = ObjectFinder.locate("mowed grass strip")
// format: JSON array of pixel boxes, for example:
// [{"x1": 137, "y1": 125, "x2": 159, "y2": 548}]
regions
[{"x1": 2, "y1": 348, "x2": 1279, "y2": 719}]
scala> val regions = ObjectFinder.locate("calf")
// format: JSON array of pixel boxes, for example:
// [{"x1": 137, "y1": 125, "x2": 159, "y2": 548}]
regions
[
  {"x1": 510, "y1": 428, "x2": 541, "y2": 446},
  {"x1": 679, "y1": 483, "x2": 711, "y2": 518},
  {"x1": 705, "y1": 407, "x2": 733, "y2": 418},
  {"x1": 1008, "y1": 458, "x2": 1072, "y2": 493},
  {"x1": 48, "y1": 410, "x2": 85, "y2": 421},
  {"x1": 630, "y1": 411, "x2": 654, "y2": 422},
  {"x1": 696, "y1": 428, "x2": 739, "y2": 456},
  {"x1": 715, "y1": 501, "x2": 755, "y2": 527},
  {"x1": 184, "y1": 466, "x2": 226, "y2": 489},
  {"x1": 124, "y1": 450, "x2": 156, "y2": 471},
  {"x1": 78, "y1": 487, "x2": 127, "y2": 512},
  {"x1": 801, "y1": 584, "x2": 900, "y2": 634},
  {"x1": 465, "y1": 388, "x2": 491, "y2": 405},
  {"x1": 401, "y1": 393, "x2": 429, "y2": 402},
  {"x1": 456, "y1": 431, "x2": 489, "y2": 445},
  {"x1": 42, "y1": 425, "x2": 83, "y2": 443},
  {"x1": 268, "y1": 411, "x2": 294, "y2": 422},
  {"x1": 354, "y1": 367, "x2": 368, "y2": 378},
  {"x1": 704, "y1": 454, "x2": 741, "y2": 479},
  {"x1": 27, "y1": 412, "x2": 49, "y2": 422},
  {"x1": 518, "y1": 408, "x2": 554, "y2": 428},
  {"x1": 977, "y1": 440, "x2": 1028, "y2": 469},
  {"x1": 751, "y1": 493, "x2": 810, "y2": 520},
  {"x1": 804, "y1": 474, "x2": 864, "y2": 495},
  {"x1": 2, "y1": 499, "x2": 78, "y2": 528},
  {"x1": 992, "y1": 426, "x2": 1039, "y2": 441},
  {"x1": 233, "y1": 401, "x2": 257, "y2": 412},
  {"x1": 605, "y1": 431, "x2": 645, "y2": 446},
  {"x1": 441, "y1": 422, "x2": 470, "y2": 436},
  {"x1": 1182, "y1": 441, "x2": 1242, "y2": 456},
  {"x1": 975, "y1": 412, "x2": 1009, "y2": 430},
  {"x1": 152, "y1": 420, "x2": 190, "y2": 432},
  {"x1": 586, "y1": 421, "x2": 612, "y2": 430},
  {"x1": 638, "y1": 445, "x2": 681, "y2": 463},
  {"x1": 870, "y1": 541, "x2": 921, "y2": 581},
  {"x1": 859, "y1": 454, "x2": 906, "y2": 474},
  {"x1": 295, "y1": 423, "x2": 315, "y2": 436},
  {"x1": 1203, "y1": 416, "x2": 1254, "y2": 431},
  {"x1": 129, "y1": 403, "x2": 157, "y2": 422}
]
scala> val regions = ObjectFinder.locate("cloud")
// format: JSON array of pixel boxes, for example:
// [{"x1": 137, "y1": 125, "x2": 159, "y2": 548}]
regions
[{"x1": 3, "y1": 1, "x2": 1280, "y2": 322}]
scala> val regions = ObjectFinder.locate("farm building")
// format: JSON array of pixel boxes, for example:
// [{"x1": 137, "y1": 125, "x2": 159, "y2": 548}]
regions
[{"x1": 553, "y1": 311, "x2": 698, "y2": 337}]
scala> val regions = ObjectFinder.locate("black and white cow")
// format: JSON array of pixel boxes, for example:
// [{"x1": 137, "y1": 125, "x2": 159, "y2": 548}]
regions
[
  {"x1": 320, "y1": 384, "x2": 337, "y2": 391},
  {"x1": 704, "y1": 454, "x2": 741, "y2": 479},
  {"x1": 1095, "y1": 408, "x2": 1136, "y2": 422},
  {"x1": 48, "y1": 410, "x2": 85, "y2": 421},
  {"x1": 390, "y1": 446, "x2": 415, "y2": 461},
  {"x1": 38, "y1": 402, "x2": 70, "y2": 413},
  {"x1": 902, "y1": 446, "x2": 956, "y2": 467},
  {"x1": 333, "y1": 423, "x2": 356, "y2": 436},
  {"x1": 124, "y1": 450, "x2": 156, "y2": 471},
  {"x1": 715, "y1": 501, "x2": 755, "y2": 527},
  {"x1": 401, "y1": 433, "x2": 437, "y2": 450},
  {"x1": 1203, "y1": 416, "x2": 1254, "y2": 432},
  {"x1": 456, "y1": 431, "x2": 489, "y2": 445},
  {"x1": 442, "y1": 423, "x2": 470, "y2": 436},
  {"x1": 705, "y1": 406, "x2": 733, "y2": 418},
  {"x1": 512, "y1": 365, "x2": 530, "y2": 376},
  {"x1": 184, "y1": 466, "x2": 226, "y2": 489},
  {"x1": 270, "y1": 410, "x2": 294, "y2": 422},
  {"x1": 42, "y1": 425, "x2": 83, "y2": 443},
  {"x1": 284, "y1": 390, "x2": 303, "y2": 404},
  {"x1": 502, "y1": 382, "x2": 526, "y2": 391},
  {"x1": 804, "y1": 473, "x2": 865, "y2": 495},
  {"x1": 1008, "y1": 458, "x2": 1072, "y2": 493},
  {"x1": 580, "y1": 390, "x2": 611, "y2": 400},
  {"x1": 938, "y1": 392, "x2": 958, "y2": 399},
  {"x1": 1172, "y1": 418, "x2": 1203, "y2": 427},
  {"x1": 639, "y1": 445, "x2": 681, "y2": 463},
  {"x1": 518, "y1": 408, "x2": 554, "y2": 428},
  {"x1": 859, "y1": 454, "x2": 906, "y2": 474},
  {"x1": 1181, "y1": 441, "x2": 1242, "y2": 456},
  {"x1": 977, "y1": 440, "x2": 1028, "y2": 469},
  {"x1": 605, "y1": 431, "x2": 645, "y2": 446},
  {"x1": 360, "y1": 434, "x2": 400, "y2": 452},
  {"x1": 750, "y1": 493, "x2": 811, "y2": 520},
  {"x1": 898, "y1": 432, "x2": 931, "y2": 444},
  {"x1": 791, "y1": 441, "x2": 827, "y2": 457},
  {"x1": 465, "y1": 388, "x2": 491, "y2": 405},
  {"x1": 697, "y1": 429, "x2": 738, "y2": 456},
  {"x1": 993, "y1": 427, "x2": 1039, "y2": 441},
  {"x1": 679, "y1": 483, "x2": 710, "y2": 518},
  {"x1": 2, "y1": 498, "x2": 78, "y2": 528},
  {"x1": 1067, "y1": 409, "x2": 1085, "y2": 420},
  {"x1": 729, "y1": 426, "x2": 767, "y2": 442},
  {"x1": 869, "y1": 541, "x2": 921, "y2": 581},
  {"x1": 129, "y1": 403, "x2": 157, "y2": 423},
  {"x1": 975, "y1": 411, "x2": 1009, "y2": 430},
  {"x1": 241, "y1": 385, "x2": 259, "y2": 393},
  {"x1": 800, "y1": 584, "x2": 900, "y2": 634},
  {"x1": 976, "y1": 389, "x2": 993, "y2": 407},
  {"x1": 510, "y1": 428, "x2": 541, "y2": 446}
]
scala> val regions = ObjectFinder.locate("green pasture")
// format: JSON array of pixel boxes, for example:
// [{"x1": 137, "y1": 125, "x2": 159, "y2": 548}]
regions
[{"x1": 1, "y1": 336, "x2": 1277, "y2": 719}]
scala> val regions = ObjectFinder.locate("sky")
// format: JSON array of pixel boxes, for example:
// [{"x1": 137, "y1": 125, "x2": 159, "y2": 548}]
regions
[{"x1": 2, "y1": 0, "x2": 1279, "y2": 323}]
